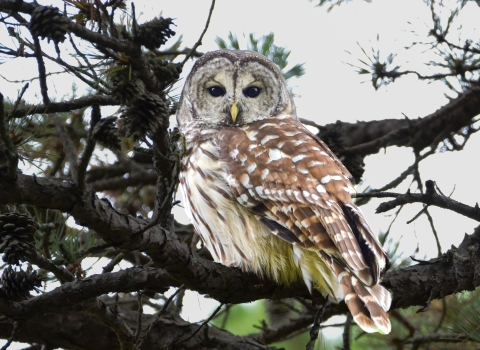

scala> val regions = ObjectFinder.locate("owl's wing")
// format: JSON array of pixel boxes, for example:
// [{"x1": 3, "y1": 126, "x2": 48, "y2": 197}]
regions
[
  {"x1": 217, "y1": 117, "x2": 391, "y2": 333},
  {"x1": 218, "y1": 118, "x2": 387, "y2": 282}
]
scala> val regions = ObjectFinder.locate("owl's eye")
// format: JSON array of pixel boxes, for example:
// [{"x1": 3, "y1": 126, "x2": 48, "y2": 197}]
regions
[
  {"x1": 208, "y1": 86, "x2": 226, "y2": 97},
  {"x1": 243, "y1": 86, "x2": 261, "y2": 98}
]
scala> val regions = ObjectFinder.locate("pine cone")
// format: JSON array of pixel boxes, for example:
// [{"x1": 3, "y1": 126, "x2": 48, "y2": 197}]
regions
[
  {"x1": 1, "y1": 266, "x2": 44, "y2": 300},
  {"x1": 151, "y1": 60, "x2": 182, "y2": 89},
  {"x1": 93, "y1": 117, "x2": 121, "y2": 150},
  {"x1": 119, "y1": 92, "x2": 169, "y2": 141},
  {"x1": 112, "y1": 78, "x2": 146, "y2": 104},
  {"x1": 0, "y1": 212, "x2": 37, "y2": 265},
  {"x1": 135, "y1": 17, "x2": 175, "y2": 50},
  {"x1": 29, "y1": 6, "x2": 68, "y2": 43}
]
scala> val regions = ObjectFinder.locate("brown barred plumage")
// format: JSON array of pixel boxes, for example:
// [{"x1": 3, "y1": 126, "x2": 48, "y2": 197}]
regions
[{"x1": 177, "y1": 50, "x2": 391, "y2": 334}]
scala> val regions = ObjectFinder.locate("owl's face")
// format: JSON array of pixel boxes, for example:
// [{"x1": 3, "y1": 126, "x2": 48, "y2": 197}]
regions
[{"x1": 177, "y1": 50, "x2": 295, "y2": 128}]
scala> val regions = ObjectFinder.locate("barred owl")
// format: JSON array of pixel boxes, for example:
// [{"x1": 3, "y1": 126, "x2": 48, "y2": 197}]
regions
[{"x1": 177, "y1": 50, "x2": 391, "y2": 333}]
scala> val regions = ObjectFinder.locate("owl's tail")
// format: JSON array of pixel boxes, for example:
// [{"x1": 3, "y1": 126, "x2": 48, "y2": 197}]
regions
[
  {"x1": 318, "y1": 251, "x2": 392, "y2": 334},
  {"x1": 340, "y1": 271, "x2": 391, "y2": 334}
]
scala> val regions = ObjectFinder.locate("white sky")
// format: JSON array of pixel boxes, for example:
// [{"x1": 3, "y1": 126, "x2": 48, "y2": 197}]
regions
[{"x1": 1, "y1": 0, "x2": 480, "y2": 348}]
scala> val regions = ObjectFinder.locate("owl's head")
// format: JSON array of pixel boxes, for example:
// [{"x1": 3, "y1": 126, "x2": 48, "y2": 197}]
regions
[{"x1": 177, "y1": 50, "x2": 296, "y2": 128}]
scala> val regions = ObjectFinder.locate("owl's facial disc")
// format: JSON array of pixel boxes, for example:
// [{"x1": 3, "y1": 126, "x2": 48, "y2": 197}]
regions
[{"x1": 180, "y1": 51, "x2": 295, "y2": 128}]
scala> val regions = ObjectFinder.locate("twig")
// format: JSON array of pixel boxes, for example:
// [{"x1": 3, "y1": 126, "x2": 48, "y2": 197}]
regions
[
  {"x1": 94, "y1": 0, "x2": 103, "y2": 34},
  {"x1": 108, "y1": 1, "x2": 121, "y2": 38},
  {"x1": 299, "y1": 118, "x2": 322, "y2": 130},
  {"x1": 181, "y1": 0, "x2": 215, "y2": 66},
  {"x1": 21, "y1": 38, "x2": 107, "y2": 93},
  {"x1": 24, "y1": 249, "x2": 74, "y2": 283},
  {"x1": 137, "y1": 285, "x2": 185, "y2": 349},
  {"x1": 102, "y1": 251, "x2": 125, "y2": 274},
  {"x1": 353, "y1": 192, "x2": 401, "y2": 199},
  {"x1": 173, "y1": 287, "x2": 186, "y2": 316},
  {"x1": 433, "y1": 298, "x2": 447, "y2": 333},
  {"x1": 342, "y1": 313, "x2": 352, "y2": 350},
  {"x1": 53, "y1": 114, "x2": 78, "y2": 181},
  {"x1": 31, "y1": 35, "x2": 50, "y2": 105},
  {"x1": 220, "y1": 304, "x2": 232, "y2": 329},
  {"x1": 77, "y1": 105, "x2": 101, "y2": 191},
  {"x1": 8, "y1": 95, "x2": 120, "y2": 120},
  {"x1": 412, "y1": 150, "x2": 424, "y2": 193},
  {"x1": 176, "y1": 303, "x2": 224, "y2": 345},
  {"x1": 0, "y1": 321, "x2": 19, "y2": 350},
  {"x1": 306, "y1": 300, "x2": 331, "y2": 350},
  {"x1": 410, "y1": 256, "x2": 433, "y2": 265},
  {"x1": 391, "y1": 309, "x2": 416, "y2": 337},
  {"x1": 134, "y1": 292, "x2": 143, "y2": 344},
  {"x1": 66, "y1": 16, "x2": 140, "y2": 54},
  {"x1": 425, "y1": 208, "x2": 442, "y2": 257},
  {"x1": 406, "y1": 205, "x2": 429, "y2": 224},
  {"x1": 46, "y1": 152, "x2": 65, "y2": 178},
  {"x1": 159, "y1": 48, "x2": 204, "y2": 58},
  {"x1": 355, "y1": 148, "x2": 435, "y2": 207},
  {"x1": 0, "y1": 93, "x2": 19, "y2": 178},
  {"x1": 4, "y1": 1, "x2": 159, "y2": 91},
  {"x1": 249, "y1": 312, "x2": 314, "y2": 344},
  {"x1": 7, "y1": 82, "x2": 29, "y2": 119},
  {"x1": 381, "y1": 205, "x2": 403, "y2": 245},
  {"x1": 360, "y1": 186, "x2": 480, "y2": 222},
  {"x1": 85, "y1": 298, "x2": 135, "y2": 350},
  {"x1": 404, "y1": 333, "x2": 473, "y2": 346},
  {"x1": 68, "y1": 33, "x2": 98, "y2": 81}
]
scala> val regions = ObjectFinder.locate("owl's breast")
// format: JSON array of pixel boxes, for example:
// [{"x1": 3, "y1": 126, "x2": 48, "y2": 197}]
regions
[{"x1": 180, "y1": 137, "x2": 270, "y2": 270}]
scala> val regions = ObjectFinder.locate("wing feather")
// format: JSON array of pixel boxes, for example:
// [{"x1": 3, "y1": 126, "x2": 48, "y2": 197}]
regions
[
  {"x1": 215, "y1": 117, "x2": 391, "y2": 333},
  {"x1": 217, "y1": 118, "x2": 387, "y2": 284}
]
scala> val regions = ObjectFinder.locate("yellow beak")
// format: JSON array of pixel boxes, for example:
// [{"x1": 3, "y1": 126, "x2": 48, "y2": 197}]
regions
[{"x1": 230, "y1": 102, "x2": 239, "y2": 123}]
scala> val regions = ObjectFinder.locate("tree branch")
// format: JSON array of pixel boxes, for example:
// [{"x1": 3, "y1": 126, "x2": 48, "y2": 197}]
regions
[
  {"x1": 30, "y1": 35, "x2": 50, "y2": 105},
  {"x1": 181, "y1": 0, "x2": 215, "y2": 65},
  {"x1": 0, "y1": 267, "x2": 173, "y2": 319},
  {"x1": 318, "y1": 87, "x2": 480, "y2": 158},
  {"x1": 1, "y1": 173, "x2": 480, "y2": 318},
  {"x1": 359, "y1": 187, "x2": 480, "y2": 222},
  {"x1": 0, "y1": 308, "x2": 277, "y2": 350},
  {"x1": 84, "y1": 298, "x2": 136, "y2": 350},
  {"x1": 7, "y1": 95, "x2": 120, "y2": 120}
]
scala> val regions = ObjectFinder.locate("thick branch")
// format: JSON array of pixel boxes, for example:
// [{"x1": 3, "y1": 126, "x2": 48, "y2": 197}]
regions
[
  {"x1": 2, "y1": 173, "x2": 480, "y2": 314},
  {"x1": 0, "y1": 268, "x2": 173, "y2": 320},
  {"x1": 318, "y1": 88, "x2": 480, "y2": 157},
  {"x1": 383, "y1": 244, "x2": 480, "y2": 310},
  {"x1": 0, "y1": 172, "x2": 310, "y2": 304},
  {"x1": 0, "y1": 241, "x2": 479, "y2": 348},
  {"x1": 0, "y1": 309, "x2": 275, "y2": 350}
]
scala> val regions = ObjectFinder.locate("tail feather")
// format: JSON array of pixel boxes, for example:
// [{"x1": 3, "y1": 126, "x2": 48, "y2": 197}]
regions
[
  {"x1": 343, "y1": 277, "x2": 378, "y2": 333},
  {"x1": 320, "y1": 251, "x2": 392, "y2": 334},
  {"x1": 351, "y1": 277, "x2": 391, "y2": 334},
  {"x1": 366, "y1": 283, "x2": 392, "y2": 312}
]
